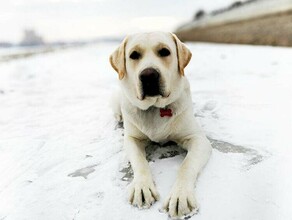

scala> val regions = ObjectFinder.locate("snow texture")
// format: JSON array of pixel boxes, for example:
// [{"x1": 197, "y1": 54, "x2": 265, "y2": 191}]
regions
[{"x1": 0, "y1": 42, "x2": 292, "y2": 220}]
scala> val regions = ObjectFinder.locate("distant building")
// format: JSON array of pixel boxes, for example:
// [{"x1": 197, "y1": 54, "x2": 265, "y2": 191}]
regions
[
  {"x1": 175, "y1": 0, "x2": 292, "y2": 47},
  {"x1": 20, "y1": 29, "x2": 45, "y2": 46}
]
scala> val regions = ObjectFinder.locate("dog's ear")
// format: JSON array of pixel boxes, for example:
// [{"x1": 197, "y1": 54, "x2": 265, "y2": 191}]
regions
[
  {"x1": 109, "y1": 37, "x2": 128, "y2": 80},
  {"x1": 171, "y1": 33, "x2": 192, "y2": 76}
]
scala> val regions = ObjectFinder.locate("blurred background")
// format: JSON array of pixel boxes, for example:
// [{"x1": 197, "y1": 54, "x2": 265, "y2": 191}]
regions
[{"x1": 1, "y1": 0, "x2": 291, "y2": 61}]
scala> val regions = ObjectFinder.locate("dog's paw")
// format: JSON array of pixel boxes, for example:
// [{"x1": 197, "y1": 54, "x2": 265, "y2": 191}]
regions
[
  {"x1": 114, "y1": 113, "x2": 123, "y2": 122},
  {"x1": 162, "y1": 183, "x2": 199, "y2": 219},
  {"x1": 128, "y1": 177, "x2": 159, "y2": 209}
]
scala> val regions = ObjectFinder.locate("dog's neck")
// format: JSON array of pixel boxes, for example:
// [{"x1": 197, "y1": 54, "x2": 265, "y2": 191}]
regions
[
  {"x1": 141, "y1": 89, "x2": 192, "y2": 118},
  {"x1": 145, "y1": 105, "x2": 173, "y2": 117}
]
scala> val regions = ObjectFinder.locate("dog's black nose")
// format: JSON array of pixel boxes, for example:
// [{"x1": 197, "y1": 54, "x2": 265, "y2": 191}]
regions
[
  {"x1": 140, "y1": 68, "x2": 160, "y2": 97},
  {"x1": 140, "y1": 68, "x2": 159, "y2": 82}
]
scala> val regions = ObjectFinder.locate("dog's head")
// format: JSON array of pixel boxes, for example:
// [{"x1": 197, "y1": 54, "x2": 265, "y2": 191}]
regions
[{"x1": 110, "y1": 32, "x2": 192, "y2": 110}]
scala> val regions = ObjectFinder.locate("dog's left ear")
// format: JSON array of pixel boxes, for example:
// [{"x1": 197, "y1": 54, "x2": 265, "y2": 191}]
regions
[
  {"x1": 171, "y1": 33, "x2": 192, "y2": 76},
  {"x1": 109, "y1": 37, "x2": 128, "y2": 80}
]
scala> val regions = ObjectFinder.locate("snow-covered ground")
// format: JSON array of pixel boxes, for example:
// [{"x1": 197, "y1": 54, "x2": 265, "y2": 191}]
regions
[
  {"x1": 0, "y1": 42, "x2": 291, "y2": 220},
  {"x1": 0, "y1": 47, "x2": 45, "y2": 56}
]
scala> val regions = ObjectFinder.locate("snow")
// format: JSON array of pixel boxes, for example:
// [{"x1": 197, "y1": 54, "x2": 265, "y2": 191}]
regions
[
  {"x1": 0, "y1": 42, "x2": 292, "y2": 220},
  {"x1": 0, "y1": 47, "x2": 40, "y2": 56}
]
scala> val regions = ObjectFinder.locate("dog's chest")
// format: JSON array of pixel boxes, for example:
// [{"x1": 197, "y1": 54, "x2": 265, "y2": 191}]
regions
[{"x1": 128, "y1": 107, "x2": 175, "y2": 142}]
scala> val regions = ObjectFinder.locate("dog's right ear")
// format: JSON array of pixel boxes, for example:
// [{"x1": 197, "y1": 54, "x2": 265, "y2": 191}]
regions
[{"x1": 109, "y1": 37, "x2": 128, "y2": 80}]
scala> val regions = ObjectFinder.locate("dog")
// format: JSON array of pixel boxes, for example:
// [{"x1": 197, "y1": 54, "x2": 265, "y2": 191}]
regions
[{"x1": 109, "y1": 32, "x2": 212, "y2": 219}]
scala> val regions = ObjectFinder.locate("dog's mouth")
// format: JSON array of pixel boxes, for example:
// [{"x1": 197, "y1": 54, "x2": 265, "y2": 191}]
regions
[
  {"x1": 138, "y1": 80, "x2": 170, "y2": 100},
  {"x1": 137, "y1": 87, "x2": 170, "y2": 100},
  {"x1": 138, "y1": 91, "x2": 169, "y2": 100}
]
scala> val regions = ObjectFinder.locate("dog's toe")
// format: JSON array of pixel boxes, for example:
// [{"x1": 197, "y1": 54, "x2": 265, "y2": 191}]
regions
[
  {"x1": 162, "y1": 184, "x2": 198, "y2": 219},
  {"x1": 128, "y1": 178, "x2": 159, "y2": 209}
]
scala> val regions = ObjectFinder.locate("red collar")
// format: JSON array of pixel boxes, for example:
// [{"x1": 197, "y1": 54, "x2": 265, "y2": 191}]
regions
[{"x1": 160, "y1": 108, "x2": 173, "y2": 117}]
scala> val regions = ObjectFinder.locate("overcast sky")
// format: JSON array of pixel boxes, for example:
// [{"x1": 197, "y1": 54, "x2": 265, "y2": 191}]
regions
[{"x1": 0, "y1": 0, "x2": 237, "y2": 43}]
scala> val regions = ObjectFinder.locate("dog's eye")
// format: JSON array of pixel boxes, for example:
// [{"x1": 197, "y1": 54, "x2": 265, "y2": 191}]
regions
[
  {"x1": 130, "y1": 51, "x2": 141, "y2": 60},
  {"x1": 158, "y1": 48, "x2": 170, "y2": 57}
]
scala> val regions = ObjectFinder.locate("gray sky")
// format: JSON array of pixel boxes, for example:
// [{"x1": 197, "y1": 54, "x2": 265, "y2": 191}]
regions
[{"x1": 0, "y1": 0, "x2": 237, "y2": 43}]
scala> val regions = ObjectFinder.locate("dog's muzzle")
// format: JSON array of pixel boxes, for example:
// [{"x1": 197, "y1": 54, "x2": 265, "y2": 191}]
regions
[{"x1": 139, "y1": 68, "x2": 161, "y2": 98}]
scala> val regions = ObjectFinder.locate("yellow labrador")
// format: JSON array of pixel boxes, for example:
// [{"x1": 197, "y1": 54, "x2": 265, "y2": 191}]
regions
[{"x1": 109, "y1": 32, "x2": 211, "y2": 219}]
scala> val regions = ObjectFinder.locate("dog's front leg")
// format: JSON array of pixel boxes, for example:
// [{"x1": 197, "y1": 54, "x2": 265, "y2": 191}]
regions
[
  {"x1": 163, "y1": 136, "x2": 212, "y2": 218},
  {"x1": 125, "y1": 136, "x2": 159, "y2": 208}
]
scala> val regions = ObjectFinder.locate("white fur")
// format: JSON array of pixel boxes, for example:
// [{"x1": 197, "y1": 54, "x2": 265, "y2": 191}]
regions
[{"x1": 110, "y1": 32, "x2": 212, "y2": 219}]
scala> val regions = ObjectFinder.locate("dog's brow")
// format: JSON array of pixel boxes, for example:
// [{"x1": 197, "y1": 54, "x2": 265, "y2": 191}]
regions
[
  {"x1": 130, "y1": 45, "x2": 143, "y2": 53},
  {"x1": 156, "y1": 42, "x2": 170, "y2": 50}
]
